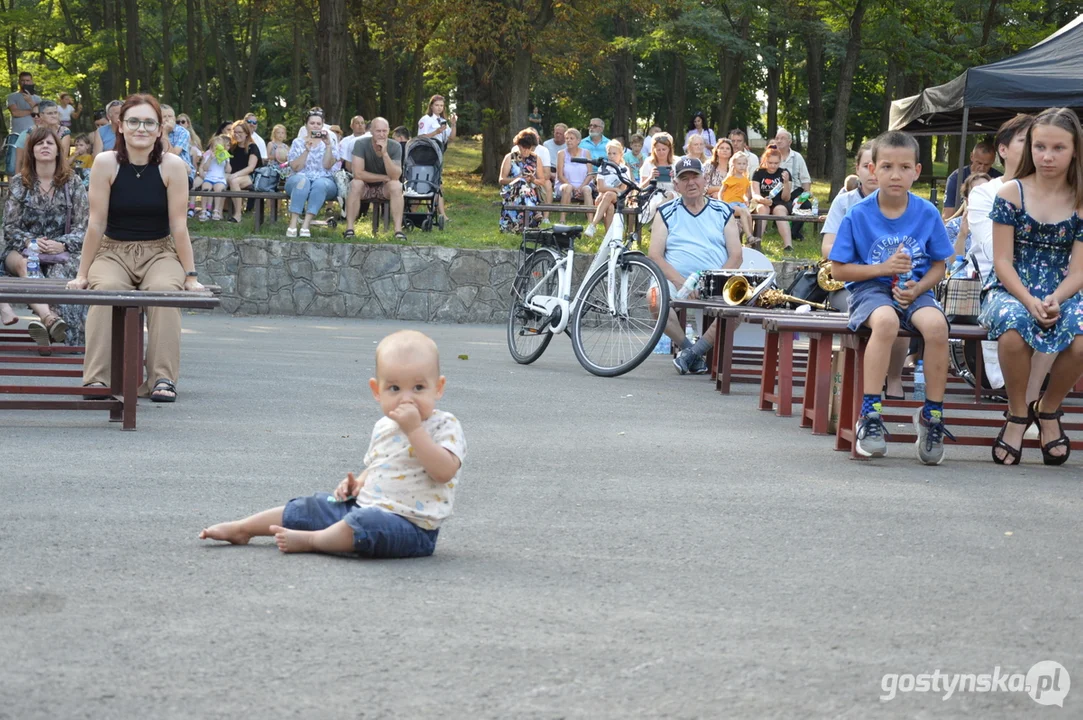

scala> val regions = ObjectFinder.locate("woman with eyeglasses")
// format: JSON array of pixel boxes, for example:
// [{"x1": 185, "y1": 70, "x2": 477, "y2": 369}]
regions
[{"x1": 67, "y1": 93, "x2": 204, "y2": 403}]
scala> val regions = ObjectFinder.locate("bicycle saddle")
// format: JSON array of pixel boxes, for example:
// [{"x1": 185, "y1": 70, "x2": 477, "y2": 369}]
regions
[{"x1": 550, "y1": 225, "x2": 583, "y2": 237}]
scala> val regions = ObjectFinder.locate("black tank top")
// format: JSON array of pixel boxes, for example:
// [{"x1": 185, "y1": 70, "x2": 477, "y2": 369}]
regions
[{"x1": 106, "y1": 162, "x2": 172, "y2": 240}]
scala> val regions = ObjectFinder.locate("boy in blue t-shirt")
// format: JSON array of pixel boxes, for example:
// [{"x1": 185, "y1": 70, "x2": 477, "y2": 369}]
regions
[{"x1": 829, "y1": 131, "x2": 955, "y2": 464}]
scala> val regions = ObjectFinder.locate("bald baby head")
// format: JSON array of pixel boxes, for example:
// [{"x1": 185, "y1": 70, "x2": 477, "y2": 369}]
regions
[{"x1": 375, "y1": 330, "x2": 441, "y2": 380}]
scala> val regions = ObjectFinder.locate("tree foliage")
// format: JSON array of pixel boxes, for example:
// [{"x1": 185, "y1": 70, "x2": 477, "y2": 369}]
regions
[{"x1": 2, "y1": 0, "x2": 1079, "y2": 187}]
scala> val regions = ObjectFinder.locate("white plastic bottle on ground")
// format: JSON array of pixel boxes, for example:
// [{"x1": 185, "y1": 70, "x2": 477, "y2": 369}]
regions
[{"x1": 913, "y1": 360, "x2": 926, "y2": 402}]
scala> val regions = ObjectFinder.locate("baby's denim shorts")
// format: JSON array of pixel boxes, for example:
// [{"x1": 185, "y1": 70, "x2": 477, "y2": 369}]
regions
[{"x1": 283, "y1": 492, "x2": 439, "y2": 558}]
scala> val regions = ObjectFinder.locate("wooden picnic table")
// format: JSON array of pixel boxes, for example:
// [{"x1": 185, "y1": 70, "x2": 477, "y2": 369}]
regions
[{"x1": 0, "y1": 277, "x2": 219, "y2": 430}]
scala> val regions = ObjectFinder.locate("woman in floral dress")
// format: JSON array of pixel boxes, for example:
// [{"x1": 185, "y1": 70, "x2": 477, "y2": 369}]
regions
[
  {"x1": 979, "y1": 108, "x2": 1083, "y2": 466},
  {"x1": 1, "y1": 127, "x2": 90, "y2": 347},
  {"x1": 499, "y1": 130, "x2": 547, "y2": 233}
]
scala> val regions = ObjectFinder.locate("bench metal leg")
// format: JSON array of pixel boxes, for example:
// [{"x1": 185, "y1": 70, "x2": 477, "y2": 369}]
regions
[
  {"x1": 254, "y1": 199, "x2": 264, "y2": 232},
  {"x1": 776, "y1": 330, "x2": 795, "y2": 417},
  {"x1": 123, "y1": 307, "x2": 141, "y2": 430},
  {"x1": 716, "y1": 317, "x2": 737, "y2": 394},
  {"x1": 835, "y1": 345, "x2": 858, "y2": 452},
  {"x1": 109, "y1": 306, "x2": 124, "y2": 423},
  {"x1": 810, "y1": 333, "x2": 834, "y2": 435},
  {"x1": 758, "y1": 329, "x2": 779, "y2": 410}
]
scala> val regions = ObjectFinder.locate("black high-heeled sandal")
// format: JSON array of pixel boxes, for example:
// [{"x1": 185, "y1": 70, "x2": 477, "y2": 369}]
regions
[
  {"x1": 992, "y1": 414, "x2": 1031, "y2": 465},
  {"x1": 1030, "y1": 399, "x2": 1071, "y2": 466}
]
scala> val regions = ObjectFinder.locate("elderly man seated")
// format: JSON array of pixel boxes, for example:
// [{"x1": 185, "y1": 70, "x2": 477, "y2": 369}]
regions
[{"x1": 648, "y1": 156, "x2": 743, "y2": 375}]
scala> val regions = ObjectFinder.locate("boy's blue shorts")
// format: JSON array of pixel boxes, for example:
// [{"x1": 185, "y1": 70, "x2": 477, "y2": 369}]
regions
[
  {"x1": 846, "y1": 280, "x2": 945, "y2": 333},
  {"x1": 283, "y1": 493, "x2": 439, "y2": 558}
]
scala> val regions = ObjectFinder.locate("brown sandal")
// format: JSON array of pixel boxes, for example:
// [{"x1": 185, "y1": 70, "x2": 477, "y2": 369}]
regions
[
  {"x1": 1030, "y1": 399, "x2": 1071, "y2": 466},
  {"x1": 46, "y1": 314, "x2": 68, "y2": 344}
]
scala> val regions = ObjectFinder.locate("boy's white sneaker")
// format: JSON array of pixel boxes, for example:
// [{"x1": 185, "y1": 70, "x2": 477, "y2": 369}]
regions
[{"x1": 583, "y1": 223, "x2": 597, "y2": 237}]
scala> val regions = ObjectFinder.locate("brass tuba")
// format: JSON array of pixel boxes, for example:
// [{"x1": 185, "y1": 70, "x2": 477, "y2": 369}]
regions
[{"x1": 817, "y1": 259, "x2": 845, "y2": 292}]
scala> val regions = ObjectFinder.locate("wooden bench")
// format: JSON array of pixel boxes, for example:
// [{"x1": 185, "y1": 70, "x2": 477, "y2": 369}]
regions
[
  {"x1": 499, "y1": 203, "x2": 643, "y2": 238},
  {"x1": 0, "y1": 278, "x2": 219, "y2": 430},
  {"x1": 756, "y1": 314, "x2": 1083, "y2": 457},
  {"x1": 190, "y1": 189, "x2": 288, "y2": 232}
]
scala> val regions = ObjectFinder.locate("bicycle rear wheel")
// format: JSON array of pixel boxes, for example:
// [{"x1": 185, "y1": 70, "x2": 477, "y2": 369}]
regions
[
  {"x1": 570, "y1": 253, "x2": 670, "y2": 377},
  {"x1": 507, "y1": 248, "x2": 559, "y2": 364}
]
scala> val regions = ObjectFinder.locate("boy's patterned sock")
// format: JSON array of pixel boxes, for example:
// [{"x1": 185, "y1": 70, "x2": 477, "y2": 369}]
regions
[
  {"x1": 679, "y1": 337, "x2": 694, "y2": 351},
  {"x1": 691, "y1": 335, "x2": 712, "y2": 358},
  {"x1": 922, "y1": 399, "x2": 944, "y2": 421},
  {"x1": 861, "y1": 394, "x2": 881, "y2": 416}
]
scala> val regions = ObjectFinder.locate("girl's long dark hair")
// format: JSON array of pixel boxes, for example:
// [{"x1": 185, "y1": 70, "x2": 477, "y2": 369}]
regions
[{"x1": 114, "y1": 93, "x2": 165, "y2": 166}]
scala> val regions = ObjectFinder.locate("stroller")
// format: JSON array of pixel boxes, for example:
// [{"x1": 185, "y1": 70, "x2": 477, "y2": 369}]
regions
[{"x1": 402, "y1": 137, "x2": 445, "y2": 231}]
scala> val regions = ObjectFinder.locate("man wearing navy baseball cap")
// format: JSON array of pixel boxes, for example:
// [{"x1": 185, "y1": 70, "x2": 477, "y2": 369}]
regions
[{"x1": 648, "y1": 153, "x2": 743, "y2": 375}]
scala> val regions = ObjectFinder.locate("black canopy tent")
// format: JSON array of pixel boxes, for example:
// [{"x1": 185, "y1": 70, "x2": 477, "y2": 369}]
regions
[{"x1": 889, "y1": 14, "x2": 1083, "y2": 173}]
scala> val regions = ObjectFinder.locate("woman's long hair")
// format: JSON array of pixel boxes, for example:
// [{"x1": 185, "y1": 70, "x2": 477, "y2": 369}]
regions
[
  {"x1": 1015, "y1": 107, "x2": 1083, "y2": 208},
  {"x1": 229, "y1": 119, "x2": 255, "y2": 150},
  {"x1": 427, "y1": 94, "x2": 446, "y2": 118},
  {"x1": 649, "y1": 132, "x2": 674, "y2": 167},
  {"x1": 711, "y1": 138, "x2": 734, "y2": 171},
  {"x1": 18, "y1": 126, "x2": 72, "y2": 187},
  {"x1": 114, "y1": 93, "x2": 165, "y2": 166},
  {"x1": 178, "y1": 113, "x2": 203, "y2": 154},
  {"x1": 688, "y1": 111, "x2": 708, "y2": 132}
]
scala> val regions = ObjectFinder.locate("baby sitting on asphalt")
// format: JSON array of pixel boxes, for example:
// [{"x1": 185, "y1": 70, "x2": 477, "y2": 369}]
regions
[{"x1": 199, "y1": 329, "x2": 466, "y2": 558}]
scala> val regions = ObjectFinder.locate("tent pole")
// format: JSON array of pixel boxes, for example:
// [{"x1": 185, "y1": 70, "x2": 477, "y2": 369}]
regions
[{"x1": 957, "y1": 106, "x2": 970, "y2": 180}]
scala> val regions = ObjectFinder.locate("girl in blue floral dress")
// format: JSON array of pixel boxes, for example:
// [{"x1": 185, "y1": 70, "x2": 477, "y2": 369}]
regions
[{"x1": 979, "y1": 108, "x2": 1083, "y2": 466}]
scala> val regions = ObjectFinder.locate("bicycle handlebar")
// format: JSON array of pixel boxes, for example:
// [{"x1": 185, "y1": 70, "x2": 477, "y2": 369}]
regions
[{"x1": 570, "y1": 156, "x2": 640, "y2": 204}]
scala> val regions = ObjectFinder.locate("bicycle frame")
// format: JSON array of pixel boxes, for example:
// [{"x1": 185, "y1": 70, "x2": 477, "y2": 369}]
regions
[{"x1": 521, "y1": 166, "x2": 639, "y2": 334}]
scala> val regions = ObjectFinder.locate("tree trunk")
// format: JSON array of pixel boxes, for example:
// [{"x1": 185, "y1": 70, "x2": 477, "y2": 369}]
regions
[
  {"x1": 161, "y1": 0, "x2": 174, "y2": 102},
  {"x1": 508, "y1": 46, "x2": 531, "y2": 136},
  {"x1": 717, "y1": 14, "x2": 750, "y2": 137},
  {"x1": 934, "y1": 135, "x2": 947, "y2": 162},
  {"x1": 243, "y1": 5, "x2": 263, "y2": 115},
  {"x1": 880, "y1": 56, "x2": 897, "y2": 133},
  {"x1": 317, "y1": 0, "x2": 349, "y2": 126},
  {"x1": 805, "y1": 28, "x2": 826, "y2": 177},
  {"x1": 828, "y1": 0, "x2": 869, "y2": 199},
  {"x1": 667, "y1": 54, "x2": 686, "y2": 138},
  {"x1": 765, "y1": 18, "x2": 781, "y2": 142},
  {"x1": 291, "y1": 22, "x2": 302, "y2": 111},
  {"x1": 198, "y1": 0, "x2": 210, "y2": 138},
  {"x1": 183, "y1": 0, "x2": 196, "y2": 109},
  {"x1": 381, "y1": 48, "x2": 397, "y2": 125},
  {"x1": 110, "y1": 0, "x2": 127, "y2": 97},
  {"x1": 611, "y1": 16, "x2": 634, "y2": 142},
  {"x1": 125, "y1": 0, "x2": 146, "y2": 92}
]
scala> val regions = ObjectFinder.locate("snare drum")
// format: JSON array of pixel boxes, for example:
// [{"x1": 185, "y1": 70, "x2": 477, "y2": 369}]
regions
[{"x1": 697, "y1": 270, "x2": 731, "y2": 298}]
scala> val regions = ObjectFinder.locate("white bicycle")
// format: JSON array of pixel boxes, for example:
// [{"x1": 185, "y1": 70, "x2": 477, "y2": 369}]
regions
[{"x1": 507, "y1": 157, "x2": 670, "y2": 377}]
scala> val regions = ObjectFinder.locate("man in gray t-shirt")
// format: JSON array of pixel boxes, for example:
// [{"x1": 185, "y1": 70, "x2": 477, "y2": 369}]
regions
[
  {"x1": 6, "y1": 71, "x2": 42, "y2": 135},
  {"x1": 345, "y1": 117, "x2": 405, "y2": 239}
]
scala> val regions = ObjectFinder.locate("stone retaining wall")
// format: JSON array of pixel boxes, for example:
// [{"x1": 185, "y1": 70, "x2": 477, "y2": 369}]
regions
[{"x1": 192, "y1": 236, "x2": 804, "y2": 323}]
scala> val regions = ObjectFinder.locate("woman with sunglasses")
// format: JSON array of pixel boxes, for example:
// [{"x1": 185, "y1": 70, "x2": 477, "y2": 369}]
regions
[{"x1": 67, "y1": 94, "x2": 204, "y2": 403}]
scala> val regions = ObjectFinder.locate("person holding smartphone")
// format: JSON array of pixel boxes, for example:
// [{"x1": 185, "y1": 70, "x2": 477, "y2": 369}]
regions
[
  {"x1": 638, "y1": 131, "x2": 677, "y2": 223},
  {"x1": 6, "y1": 71, "x2": 41, "y2": 136},
  {"x1": 284, "y1": 108, "x2": 339, "y2": 237}
]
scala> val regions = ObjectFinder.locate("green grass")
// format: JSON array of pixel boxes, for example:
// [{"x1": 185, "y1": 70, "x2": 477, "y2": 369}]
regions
[{"x1": 191, "y1": 140, "x2": 942, "y2": 263}]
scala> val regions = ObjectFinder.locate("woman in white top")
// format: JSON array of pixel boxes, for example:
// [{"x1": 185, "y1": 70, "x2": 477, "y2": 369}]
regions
[
  {"x1": 683, "y1": 111, "x2": 716, "y2": 152},
  {"x1": 416, "y1": 94, "x2": 457, "y2": 147},
  {"x1": 416, "y1": 94, "x2": 457, "y2": 223},
  {"x1": 638, "y1": 131, "x2": 677, "y2": 223},
  {"x1": 556, "y1": 128, "x2": 592, "y2": 224},
  {"x1": 680, "y1": 134, "x2": 711, "y2": 167}
]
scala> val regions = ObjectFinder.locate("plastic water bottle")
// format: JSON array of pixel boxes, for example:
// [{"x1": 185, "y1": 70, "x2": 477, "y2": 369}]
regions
[
  {"x1": 685, "y1": 321, "x2": 696, "y2": 343},
  {"x1": 676, "y1": 271, "x2": 701, "y2": 300},
  {"x1": 913, "y1": 360, "x2": 926, "y2": 402},
  {"x1": 652, "y1": 333, "x2": 672, "y2": 354},
  {"x1": 948, "y1": 254, "x2": 968, "y2": 277},
  {"x1": 810, "y1": 195, "x2": 819, "y2": 216},
  {"x1": 892, "y1": 247, "x2": 912, "y2": 310},
  {"x1": 25, "y1": 241, "x2": 42, "y2": 278}
]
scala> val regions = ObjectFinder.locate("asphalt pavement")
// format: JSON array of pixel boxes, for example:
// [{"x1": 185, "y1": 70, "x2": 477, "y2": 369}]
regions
[{"x1": 1, "y1": 314, "x2": 1080, "y2": 719}]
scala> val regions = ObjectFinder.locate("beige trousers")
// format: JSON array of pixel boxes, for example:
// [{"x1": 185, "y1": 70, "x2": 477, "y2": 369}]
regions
[{"x1": 82, "y1": 237, "x2": 185, "y2": 396}]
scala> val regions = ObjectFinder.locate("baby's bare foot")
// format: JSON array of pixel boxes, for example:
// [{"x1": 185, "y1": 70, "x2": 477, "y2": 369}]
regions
[
  {"x1": 270, "y1": 525, "x2": 314, "y2": 553},
  {"x1": 199, "y1": 521, "x2": 251, "y2": 545}
]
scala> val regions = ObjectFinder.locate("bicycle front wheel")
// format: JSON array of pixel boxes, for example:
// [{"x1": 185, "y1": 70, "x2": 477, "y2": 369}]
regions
[
  {"x1": 507, "y1": 248, "x2": 559, "y2": 364},
  {"x1": 570, "y1": 253, "x2": 670, "y2": 377}
]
